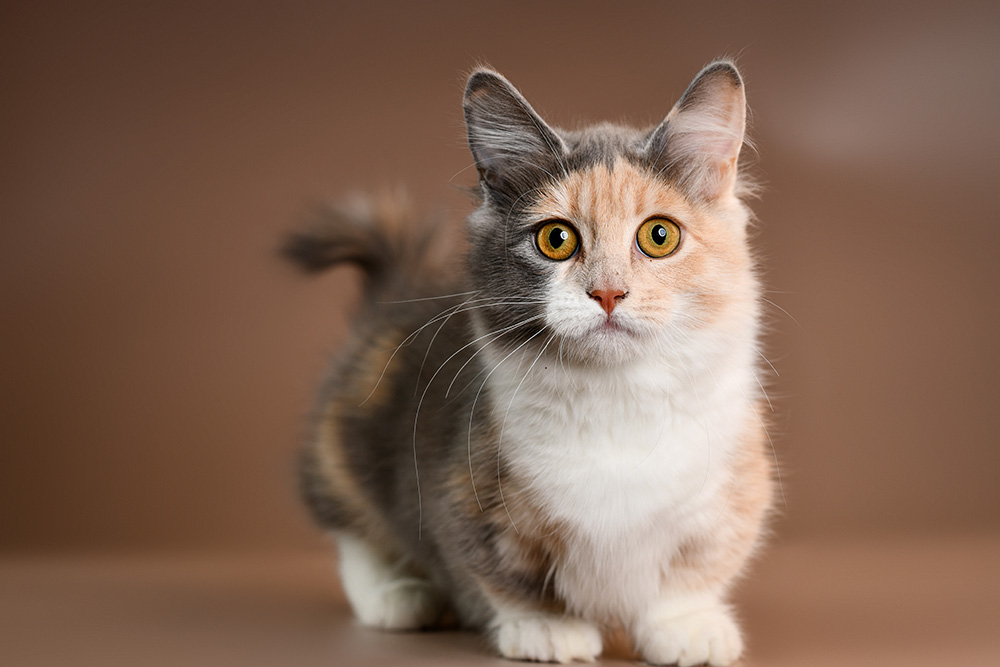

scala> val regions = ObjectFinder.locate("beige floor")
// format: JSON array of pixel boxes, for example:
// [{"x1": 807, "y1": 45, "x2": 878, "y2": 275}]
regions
[{"x1": 4, "y1": 537, "x2": 998, "y2": 667}]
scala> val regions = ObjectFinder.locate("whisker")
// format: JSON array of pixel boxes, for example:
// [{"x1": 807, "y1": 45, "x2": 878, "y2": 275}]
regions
[
  {"x1": 379, "y1": 290, "x2": 479, "y2": 304},
  {"x1": 359, "y1": 298, "x2": 472, "y2": 406},
  {"x1": 497, "y1": 333, "x2": 555, "y2": 534},
  {"x1": 759, "y1": 296, "x2": 802, "y2": 329},
  {"x1": 360, "y1": 295, "x2": 546, "y2": 406},
  {"x1": 680, "y1": 290, "x2": 801, "y2": 330},
  {"x1": 707, "y1": 348, "x2": 786, "y2": 510},
  {"x1": 414, "y1": 293, "x2": 479, "y2": 397},
  {"x1": 754, "y1": 347, "x2": 780, "y2": 378},
  {"x1": 411, "y1": 315, "x2": 543, "y2": 528},
  {"x1": 448, "y1": 161, "x2": 482, "y2": 185},
  {"x1": 467, "y1": 327, "x2": 548, "y2": 512},
  {"x1": 749, "y1": 366, "x2": 774, "y2": 412},
  {"x1": 445, "y1": 316, "x2": 543, "y2": 398},
  {"x1": 666, "y1": 321, "x2": 785, "y2": 510},
  {"x1": 445, "y1": 319, "x2": 543, "y2": 399},
  {"x1": 746, "y1": 395, "x2": 786, "y2": 508}
]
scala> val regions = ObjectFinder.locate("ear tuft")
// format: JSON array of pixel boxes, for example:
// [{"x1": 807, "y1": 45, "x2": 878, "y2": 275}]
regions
[
  {"x1": 462, "y1": 69, "x2": 566, "y2": 205},
  {"x1": 646, "y1": 60, "x2": 747, "y2": 202}
]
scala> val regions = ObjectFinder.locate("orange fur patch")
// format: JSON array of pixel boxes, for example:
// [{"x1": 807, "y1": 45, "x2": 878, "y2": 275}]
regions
[
  {"x1": 666, "y1": 411, "x2": 774, "y2": 594},
  {"x1": 527, "y1": 158, "x2": 754, "y2": 330}
]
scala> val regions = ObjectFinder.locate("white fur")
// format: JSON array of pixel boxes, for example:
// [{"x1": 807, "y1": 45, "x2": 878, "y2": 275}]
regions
[
  {"x1": 493, "y1": 611, "x2": 602, "y2": 664},
  {"x1": 337, "y1": 533, "x2": 445, "y2": 630},
  {"x1": 479, "y1": 267, "x2": 760, "y2": 655},
  {"x1": 634, "y1": 594, "x2": 743, "y2": 666}
]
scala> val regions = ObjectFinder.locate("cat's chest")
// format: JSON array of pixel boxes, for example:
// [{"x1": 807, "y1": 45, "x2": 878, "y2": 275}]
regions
[
  {"x1": 483, "y1": 363, "x2": 749, "y2": 620},
  {"x1": 490, "y1": 364, "x2": 746, "y2": 536}
]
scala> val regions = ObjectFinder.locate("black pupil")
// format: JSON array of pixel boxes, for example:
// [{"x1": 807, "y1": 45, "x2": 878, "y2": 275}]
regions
[
  {"x1": 652, "y1": 224, "x2": 667, "y2": 244},
  {"x1": 549, "y1": 228, "x2": 568, "y2": 249}
]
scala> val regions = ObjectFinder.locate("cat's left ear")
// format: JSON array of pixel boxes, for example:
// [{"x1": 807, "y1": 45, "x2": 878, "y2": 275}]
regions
[
  {"x1": 645, "y1": 61, "x2": 747, "y2": 202},
  {"x1": 463, "y1": 68, "x2": 567, "y2": 205}
]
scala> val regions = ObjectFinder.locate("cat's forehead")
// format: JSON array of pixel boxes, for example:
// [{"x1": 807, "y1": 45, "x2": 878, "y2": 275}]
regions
[
  {"x1": 558, "y1": 122, "x2": 648, "y2": 169},
  {"x1": 527, "y1": 157, "x2": 692, "y2": 234}
]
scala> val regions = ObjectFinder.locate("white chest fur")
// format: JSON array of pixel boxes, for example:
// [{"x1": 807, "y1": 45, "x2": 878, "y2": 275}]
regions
[{"x1": 484, "y1": 348, "x2": 757, "y2": 622}]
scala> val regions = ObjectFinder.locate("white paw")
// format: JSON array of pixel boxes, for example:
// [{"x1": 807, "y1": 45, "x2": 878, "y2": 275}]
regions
[
  {"x1": 355, "y1": 577, "x2": 445, "y2": 630},
  {"x1": 637, "y1": 606, "x2": 743, "y2": 666},
  {"x1": 495, "y1": 615, "x2": 602, "y2": 663}
]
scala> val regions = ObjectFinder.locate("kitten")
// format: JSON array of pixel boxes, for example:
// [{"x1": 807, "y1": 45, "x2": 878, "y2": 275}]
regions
[{"x1": 287, "y1": 61, "x2": 774, "y2": 666}]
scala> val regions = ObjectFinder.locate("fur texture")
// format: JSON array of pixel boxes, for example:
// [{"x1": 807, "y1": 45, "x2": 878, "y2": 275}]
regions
[{"x1": 291, "y1": 61, "x2": 774, "y2": 666}]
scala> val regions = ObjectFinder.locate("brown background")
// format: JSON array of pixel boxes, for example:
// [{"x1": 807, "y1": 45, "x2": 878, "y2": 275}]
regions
[
  {"x1": 3, "y1": 0, "x2": 999, "y2": 555},
  {"x1": 4, "y1": 3, "x2": 1000, "y2": 666}
]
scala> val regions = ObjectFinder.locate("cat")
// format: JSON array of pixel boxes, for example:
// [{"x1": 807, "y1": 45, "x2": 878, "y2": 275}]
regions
[{"x1": 286, "y1": 60, "x2": 774, "y2": 666}]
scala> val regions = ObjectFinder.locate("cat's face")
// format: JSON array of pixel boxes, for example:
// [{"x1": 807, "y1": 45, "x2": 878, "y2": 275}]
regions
[{"x1": 464, "y1": 63, "x2": 756, "y2": 367}]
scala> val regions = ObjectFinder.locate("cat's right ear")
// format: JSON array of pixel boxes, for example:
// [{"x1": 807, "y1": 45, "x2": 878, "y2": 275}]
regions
[{"x1": 463, "y1": 69, "x2": 566, "y2": 205}]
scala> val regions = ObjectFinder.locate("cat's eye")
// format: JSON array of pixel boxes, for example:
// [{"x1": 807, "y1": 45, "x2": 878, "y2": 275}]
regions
[
  {"x1": 636, "y1": 218, "x2": 681, "y2": 258},
  {"x1": 536, "y1": 221, "x2": 579, "y2": 261}
]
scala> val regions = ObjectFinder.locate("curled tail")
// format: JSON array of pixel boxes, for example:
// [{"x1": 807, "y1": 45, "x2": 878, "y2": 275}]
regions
[{"x1": 282, "y1": 190, "x2": 460, "y2": 300}]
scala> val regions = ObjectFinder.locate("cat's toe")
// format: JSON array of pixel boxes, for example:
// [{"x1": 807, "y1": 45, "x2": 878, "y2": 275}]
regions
[
  {"x1": 495, "y1": 615, "x2": 602, "y2": 663},
  {"x1": 636, "y1": 606, "x2": 743, "y2": 667}
]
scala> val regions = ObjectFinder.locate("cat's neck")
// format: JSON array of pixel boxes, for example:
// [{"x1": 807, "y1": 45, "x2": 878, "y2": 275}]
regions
[{"x1": 478, "y1": 327, "x2": 760, "y2": 423}]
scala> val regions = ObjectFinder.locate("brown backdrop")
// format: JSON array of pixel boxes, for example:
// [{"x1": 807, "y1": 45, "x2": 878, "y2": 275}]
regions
[{"x1": 3, "y1": 0, "x2": 999, "y2": 553}]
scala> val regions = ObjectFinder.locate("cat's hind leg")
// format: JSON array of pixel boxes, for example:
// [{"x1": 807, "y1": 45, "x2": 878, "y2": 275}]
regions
[{"x1": 336, "y1": 532, "x2": 447, "y2": 630}]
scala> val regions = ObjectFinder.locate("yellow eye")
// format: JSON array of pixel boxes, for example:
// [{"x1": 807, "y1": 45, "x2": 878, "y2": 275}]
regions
[
  {"x1": 636, "y1": 218, "x2": 681, "y2": 258},
  {"x1": 536, "y1": 221, "x2": 579, "y2": 261}
]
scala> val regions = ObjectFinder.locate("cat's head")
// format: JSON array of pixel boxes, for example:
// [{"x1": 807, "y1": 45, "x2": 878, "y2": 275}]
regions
[{"x1": 463, "y1": 62, "x2": 759, "y2": 367}]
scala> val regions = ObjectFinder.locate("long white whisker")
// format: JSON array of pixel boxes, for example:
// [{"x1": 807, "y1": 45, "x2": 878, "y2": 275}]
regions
[
  {"x1": 363, "y1": 298, "x2": 549, "y2": 406},
  {"x1": 749, "y1": 366, "x2": 774, "y2": 412},
  {"x1": 754, "y1": 347, "x2": 780, "y2": 378},
  {"x1": 706, "y1": 342, "x2": 786, "y2": 509},
  {"x1": 743, "y1": 390, "x2": 786, "y2": 507},
  {"x1": 448, "y1": 161, "x2": 482, "y2": 185},
  {"x1": 467, "y1": 327, "x2": 547, "y2": 512},
  {"x1": 445, "y1": 318, "x2": 544, "y2": 400},
  {"x1": 666, "y1": 321, "x2": 785, "y2": 511},
  {"x1": 379, "y1": 290, "x2": 479, "y2": 304},
  {"x1": 359, "y1": 298, "x2": 472, "y2": 406},
  {"x1": 759, "y1": 296, "x2": 802, "y2": 329},
  {"x1": 496, "y1": 333, "x2": 554, "y2": 534},
  {"x1": 414, "y1": 293, "x2": 479, "y2": 397},
  {"x1": 445, "y1": 317, "x2": 543, "y2": 398},
  {"x1": 411, "y1": 315, "x2": 542, "y2": 532}
]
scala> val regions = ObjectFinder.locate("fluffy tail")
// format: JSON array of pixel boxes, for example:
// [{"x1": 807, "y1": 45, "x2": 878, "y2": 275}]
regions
[{"x1": 282, "y1": 190, "x2": 459, "y2": 300}]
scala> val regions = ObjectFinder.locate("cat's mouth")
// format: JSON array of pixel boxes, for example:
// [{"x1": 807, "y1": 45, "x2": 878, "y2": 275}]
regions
[{"x1": 593, "y1": 316, "x2": 639, "y2": 337}]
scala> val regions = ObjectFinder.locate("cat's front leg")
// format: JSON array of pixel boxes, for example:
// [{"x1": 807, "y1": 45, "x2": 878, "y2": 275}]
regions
[
  {"x1": 633, "y1": 424, "x2": 772, "y2": 666},
  {"x1": 489, "y1": 602, "x2": 602, "y2": 664},
  {"x1": 632, "y1": 592, "x2": 742, "y2": 667}
]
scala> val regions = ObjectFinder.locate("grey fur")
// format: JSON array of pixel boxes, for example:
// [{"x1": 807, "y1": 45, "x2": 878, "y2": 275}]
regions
[{"x1": 295, "y1": 61, "x2": 753, "y2": 630}]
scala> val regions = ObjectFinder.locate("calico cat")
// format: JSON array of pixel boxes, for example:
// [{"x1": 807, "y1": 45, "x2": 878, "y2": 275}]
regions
[{"x1": 287, "y1": 61, "x2": 774, "y2": 666}]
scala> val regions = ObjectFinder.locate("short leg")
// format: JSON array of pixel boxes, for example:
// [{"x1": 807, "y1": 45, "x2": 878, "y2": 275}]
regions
[
  {"x1": 634, "y1": 427, "x2": 772, "y2": 665},
  {"x1": 633, "y1": 593, "x2": 743, "y2": 667},
  {"x1": 336, "y1": 532, "x2": 446, "y2": 630},
  {"x1": 490, "y1": 604, "x2": 602, "y2": 664}
]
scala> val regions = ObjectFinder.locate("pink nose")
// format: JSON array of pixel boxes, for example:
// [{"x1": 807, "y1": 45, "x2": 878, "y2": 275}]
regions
[{"x1": 589, "y1": 289, "x2": 626, "y2": 316}]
